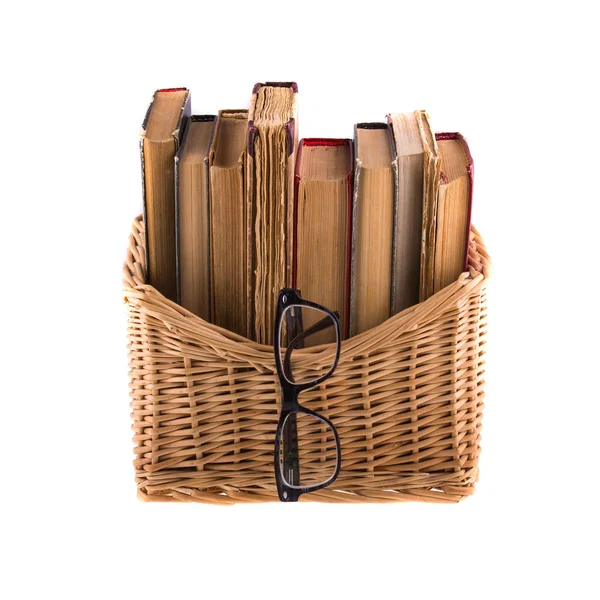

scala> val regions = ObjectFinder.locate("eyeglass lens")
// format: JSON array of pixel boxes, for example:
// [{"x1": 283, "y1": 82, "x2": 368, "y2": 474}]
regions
[
  {"x1": 278, "y1": 411, "x2": 338, "y2": 489},
  {"x1": 278, "y1": 305, "x2": 338, "y2": 384}
]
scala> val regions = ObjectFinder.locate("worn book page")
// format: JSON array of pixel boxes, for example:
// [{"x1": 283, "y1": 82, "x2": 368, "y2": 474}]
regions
[
  {"x1": 416, "y1": 111, "x2": 440, "y2": 301},
  {"x1": 296, "y1": 142, "x2": 351, "y2": 339},
  {"x1": 247, "y1": 84, "x2": 297, "y2": 344},
  {"x1": 434, "y1": 138, "x2": 471, "y2": 292},
  {"x1": 178, "y1": 119, "x2": 214, "y2": 319},
  {"x1": 210, "y1": 111, "x2": 248, "y2": 336},
  {"x1": 388, "y1": 112, "x2": 425, "y2": 314},
  {"x1": 352, "y1": 127, "x2": 395, "y2": 335}
]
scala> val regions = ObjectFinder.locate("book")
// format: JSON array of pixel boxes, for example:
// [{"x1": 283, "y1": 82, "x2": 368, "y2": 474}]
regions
[
  {"x1": 417, "y1": 112, "x2": 441, "y2": 301},
  {"x1": 140, "y1": 87, "x2": 190, "y2": 302},
  {"x1": 208, "y1": 110, "x2": 248, "y2": 337},
  {"x1": 174, "y1": 115, "x2": 215, "y2": 319},
  {"x1": 387, "y1": 110, "x2": 435, "y2": 313},
  {"x1": 431, "y1": 132, "x2": 474, "y2": 293},
  {"x1": 349, "y1": 123, "x2": 396, "y2": 336},
  {"x1": 293, "y1": 139, "x2": 353, "y2": 340},
  {"x1": 247, "y1": 82, "x2": 298, "y2": 344}
]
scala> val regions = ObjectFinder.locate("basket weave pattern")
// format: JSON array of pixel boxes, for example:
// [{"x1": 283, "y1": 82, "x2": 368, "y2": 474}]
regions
[{"x1": 123, "y1": 215, "x2": 490, "y2": 504}]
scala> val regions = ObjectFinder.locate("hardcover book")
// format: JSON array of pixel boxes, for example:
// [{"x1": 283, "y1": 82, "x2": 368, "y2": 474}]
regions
[
  {"x1": 140, "y1": 87, "x2": 190, "y2": 302},
  {"x1": 417, "y1": 112, "x2": 441, "y2": 301},
  {"x1": 293, "y1": 138, "x2": 353, "y2": 340},
  {"x1": 432, "y1": 132, "x2": 474, "y2": 293},
  {"x1": 208, "y1": 110, "x2": 248, "y2": 337},
  {"x1": 349, "y1": 123, "x2": 396, "y2": 336},
  {"x1": 247, "y1": 82, "x2": 298, "y2": 344},
  {"x1": 174, "y1": 114, "x2": 216, "y2": 318},
  {"x1": 387, "y1": 110, "x2": 435, "y2": 312}
]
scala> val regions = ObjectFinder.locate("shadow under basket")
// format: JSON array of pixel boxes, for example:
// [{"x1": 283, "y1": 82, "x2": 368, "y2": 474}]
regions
[{"x1": 123, "y1": 215, "x2": 491, "y2": 504}]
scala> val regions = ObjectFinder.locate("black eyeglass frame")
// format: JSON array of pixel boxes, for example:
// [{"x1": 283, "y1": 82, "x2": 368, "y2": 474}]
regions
[{"x1": 273, "y1": 288, "x2": 342, "y2": 502}]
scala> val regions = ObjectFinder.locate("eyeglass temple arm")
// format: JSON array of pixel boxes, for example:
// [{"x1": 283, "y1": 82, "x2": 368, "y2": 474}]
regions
[{"x1": 283, "y1": 311, "x2": 340, "y2": 380}]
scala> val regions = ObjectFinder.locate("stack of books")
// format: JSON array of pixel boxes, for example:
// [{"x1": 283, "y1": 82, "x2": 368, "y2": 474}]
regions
[{"x1": 139, "y1": 83, "x2": 473, "y2": 345}]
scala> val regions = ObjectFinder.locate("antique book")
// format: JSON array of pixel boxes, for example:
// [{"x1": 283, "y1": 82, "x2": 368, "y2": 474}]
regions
[
  {"x1": 140, "y1": 87, "x2": 190, "y2": 301},
  {"x1": 387, "y1": 110, "x2": 434, "y2": 313},
  {"x1": 417, "y1": 112, "x2": 441, "y2": 301},
  {"x1": 349, "y1": 123, "x2": 396, "y2": 336},
  {"x1": 208, "y1": 110, "x2": 248, "y2": 337},
  {"x1": 247, "y1": 82, "x2": 298, "y2": 344},
  {"x1": 432, "y1": 132, "x2": 474, "y2": 293},
  {"x1": 293, "y1": 139, "x2": 353, "y2": 340},
  {"x1": 174, "y1": 115, "x2": 215, "y2": 319}
]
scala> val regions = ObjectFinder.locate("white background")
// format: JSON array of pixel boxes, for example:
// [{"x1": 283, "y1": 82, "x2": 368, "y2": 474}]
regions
[{"x1": 2, "y1": 1, "x2": 599, "y2": 598}]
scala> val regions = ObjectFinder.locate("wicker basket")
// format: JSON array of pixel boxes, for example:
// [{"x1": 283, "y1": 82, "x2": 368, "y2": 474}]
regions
[{"x1": 123, "y1": 215, "x2": 490, "y2": 504}]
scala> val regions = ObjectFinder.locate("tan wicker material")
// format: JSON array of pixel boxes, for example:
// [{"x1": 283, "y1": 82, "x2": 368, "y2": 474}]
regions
[{"x1": 123, "y1": 215, "x2": 491, "y2": 504}]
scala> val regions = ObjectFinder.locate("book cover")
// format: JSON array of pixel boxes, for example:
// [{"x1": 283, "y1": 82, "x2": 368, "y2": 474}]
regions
[{"x1": 140, "y1": 87, "x2": 191, "y2": 301}]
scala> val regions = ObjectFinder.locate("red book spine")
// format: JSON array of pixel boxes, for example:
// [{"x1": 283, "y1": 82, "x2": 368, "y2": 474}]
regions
[{"x1": 158, "y1": 87, "x2": 187, "y2": 93}]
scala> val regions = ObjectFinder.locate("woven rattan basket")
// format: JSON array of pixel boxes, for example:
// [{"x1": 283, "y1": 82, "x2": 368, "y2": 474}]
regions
[{"x1": 123, "y1": 215, "x2": 490, "y2": 504}]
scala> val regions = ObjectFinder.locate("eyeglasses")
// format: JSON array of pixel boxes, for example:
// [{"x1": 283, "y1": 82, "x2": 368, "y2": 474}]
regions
[{"x1": 273, "y1": 288, "x2": 342, "y2": 502}]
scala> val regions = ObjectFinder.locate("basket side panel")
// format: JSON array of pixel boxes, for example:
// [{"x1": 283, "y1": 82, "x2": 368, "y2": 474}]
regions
[
  {"x1": 125, "y1": 217, "x2": 489, "y2": 504},
  {"x1": 126, "y1": 285, "x2": 487, "y2": 504},
  {"x1": 127, "y1": 299, "x2": 281, "y2": 503}
]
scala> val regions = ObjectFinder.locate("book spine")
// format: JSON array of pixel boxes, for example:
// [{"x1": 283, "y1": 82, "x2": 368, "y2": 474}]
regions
[
  {"x1": 139, "y1": 90, "x2": 157, "y2": 281},
  {"x1": 207, "y1": 113, "x2": 221, "y2": 322},
  {"x1": 345, "y1": 142, "x2": 355, "y2": 340},
  {"x1": 139, "y1": 135, "x2": 149, "y2": 279},
  {"x1": 349, "y1": 125, "x2": 361, "y2": 338},
  {"x1": 386, "y1": 122, "x2": 399, "y2": 318},
  {"x1": 203, "y1": 153, "x2": 211, "y2": 323},
  {"x1": 174, "y1": 151, "x2": 181, "y2": 305}
]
